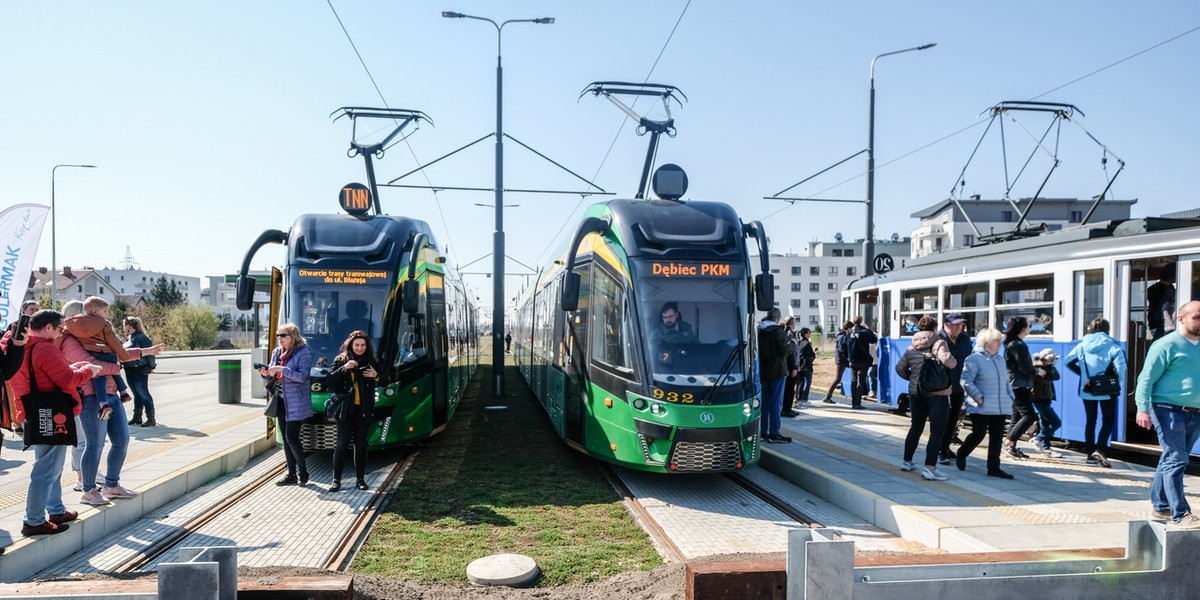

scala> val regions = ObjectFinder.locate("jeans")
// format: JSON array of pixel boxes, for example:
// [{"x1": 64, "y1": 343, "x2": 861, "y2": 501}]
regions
[
  {"x1": 823, "y1": 364, "x2": 847, "y2": 400},
  {"x1": 1149, "y1": 404, "x2": 1200, "y2": 521},
  {"x1": 25, "y1": 444, "x2": 68, "y2": 525},
  {"x1": 333, "y1": 404, "x2": 370, "y2": 481},
  {"x1": 1084, "y1": 398, "x2": 1117, "y2": 455},
  {"x1": 850, "y1": 364, "x2": 870, "y2": 406},
  {"x1": 71, "y1": 415, "x2": 85, "y2": 472},
  {"x1": 126, "y1": 371, "x2": 154, "y2": 420},
  {"x1": 959, "y1": 414, "x2": 1007, "y2": 472},
  {"x1": 796, "y1": 371, "x2": 813, "y2": 403},
  {"x1": 89, "y1": 351, "x2": 127, "y2": 412},
  {"x1": 760, "y1": 378, "x2": 785, "y2": 437},
  {"x1": 278, "y1": 413, "x2": 308, "y2": 478},
  {"x1": 868, "y1": 365, "x2": 878, "y2": 396},
  {"x1": 1006, "y1": 387, "x2": 1039, "y2": 442},
  {"x1": 1032, "y1": 401, "x2": 1062, "y2": 449},
  {"x1": 80, "y1": 393, "x2": 129, "y2": 491},
  {"x1": 903, "y1": 394, "x2": 949, "y2": 467}
]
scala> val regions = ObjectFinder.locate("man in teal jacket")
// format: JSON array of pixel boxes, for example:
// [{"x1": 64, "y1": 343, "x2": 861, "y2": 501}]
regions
[{"x1": 1135, "y1": 300, "x2": 1200, "y2": 528}]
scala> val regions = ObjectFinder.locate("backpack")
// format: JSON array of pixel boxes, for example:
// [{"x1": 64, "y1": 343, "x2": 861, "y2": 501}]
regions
[{"x1": 917, "y1": 349, "x2": 952, "y2": 395}]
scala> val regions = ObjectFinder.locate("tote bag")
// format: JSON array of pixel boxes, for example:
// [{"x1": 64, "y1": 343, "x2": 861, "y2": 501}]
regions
[{"x1": 22, "y1": 346, "x2": 78, "y2": 449}]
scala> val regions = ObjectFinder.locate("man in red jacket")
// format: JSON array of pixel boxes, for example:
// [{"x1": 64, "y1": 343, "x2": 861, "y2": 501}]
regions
[{"x1": 9, "y1": 310, "x2": 99, "y2": 536}]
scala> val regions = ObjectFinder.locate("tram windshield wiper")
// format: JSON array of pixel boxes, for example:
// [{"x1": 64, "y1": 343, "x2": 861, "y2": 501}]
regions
[{"x1": 699, "y1": 341, "x2": 746, "y2": 406}]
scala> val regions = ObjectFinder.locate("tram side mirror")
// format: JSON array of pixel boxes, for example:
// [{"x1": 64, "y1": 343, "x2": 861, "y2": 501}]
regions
[
  {"x1": 561, "y1": 272, "x2": 581, "y2": 312},
  {"x1": 235, "y1": 276, "x2": 255, "y2": 311},
  {"x1": 754, "y1": 273, "x2": 774, "y2": 312},
  {"x1": 402, "y1": 279, "x2": 419, "y2": 314}
]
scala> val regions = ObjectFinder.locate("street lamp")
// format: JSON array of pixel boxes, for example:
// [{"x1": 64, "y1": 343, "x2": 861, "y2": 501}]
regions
[
  {"x1": 865, "y1": 43, "x2": 935, "y2": 276},
  {"x1": 443, "y1": 10, "x2": 554, "y2": 397},
  {"x1": 51, "y1": 164, "x2": 97, "y2": 308}
]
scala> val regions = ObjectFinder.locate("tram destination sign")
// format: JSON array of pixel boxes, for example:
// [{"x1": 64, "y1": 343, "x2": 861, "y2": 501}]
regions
[
  {"x1": 645, "y1": 261, "x2": 742, "y2": 279},
  {"x1": 296, "y1": 268, "x2": 389, "y2": 285}
]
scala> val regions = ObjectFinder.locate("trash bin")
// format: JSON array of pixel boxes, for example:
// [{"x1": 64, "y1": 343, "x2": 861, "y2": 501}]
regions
[{"x1": 218, "y1": 359, "x2": 242, "y2": 404}]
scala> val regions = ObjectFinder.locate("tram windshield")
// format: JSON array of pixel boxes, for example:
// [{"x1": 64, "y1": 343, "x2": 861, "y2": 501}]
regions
[
  {"x1": 285, "y1": 268, "x2": 393, "y2": 369},
  {"x1": 635, "y1": 260, "x2": 748, "y2": 402}
]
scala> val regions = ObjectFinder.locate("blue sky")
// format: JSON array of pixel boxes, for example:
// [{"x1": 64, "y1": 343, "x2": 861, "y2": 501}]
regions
[{"x1": 3, "y1": 1, "x2": 1197, "y2": 309}]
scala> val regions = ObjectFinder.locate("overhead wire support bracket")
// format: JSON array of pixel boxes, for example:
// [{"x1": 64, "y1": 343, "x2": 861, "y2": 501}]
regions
[
  {"x1": 581, "y1": 81, "x2": 686, "y2": 199},
  {"x1": 331, "y1": 106, "x2": 433, "y2": 215}
]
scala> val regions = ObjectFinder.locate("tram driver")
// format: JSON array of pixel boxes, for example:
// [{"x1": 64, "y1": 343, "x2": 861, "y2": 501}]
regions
[{"x1": 653, "y1": 301, "x2": 695, "y2": 364}]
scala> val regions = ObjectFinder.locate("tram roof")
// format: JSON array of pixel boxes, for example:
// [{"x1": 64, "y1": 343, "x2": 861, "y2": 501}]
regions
[
  {"x1": 847, "y1": 217, "x2": 1200, "y2": 290},
  {"x1": 288, "y1": 213, "x2": 436, "y2": 265}
]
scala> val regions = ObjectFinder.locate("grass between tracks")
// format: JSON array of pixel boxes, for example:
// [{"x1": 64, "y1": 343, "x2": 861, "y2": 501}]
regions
[{"x1": 352, "y1": 353, "x2": 662, "y2": 586}]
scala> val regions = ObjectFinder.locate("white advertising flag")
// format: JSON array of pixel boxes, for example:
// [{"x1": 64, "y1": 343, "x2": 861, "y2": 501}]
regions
[{"x1": 0, "y1": 204, "x2": 50, "y2": 329}]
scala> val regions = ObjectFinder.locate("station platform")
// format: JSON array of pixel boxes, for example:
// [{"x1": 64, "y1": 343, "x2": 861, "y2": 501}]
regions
[
  {"x1": 766, "y1": 393, "x2": 1192, "y2": 554},
  {"x1": 0, "y1": 351, "x2": 273, "y2": 582}
]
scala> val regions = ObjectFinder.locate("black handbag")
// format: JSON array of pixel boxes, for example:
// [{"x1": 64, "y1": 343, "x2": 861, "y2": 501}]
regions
[
  {"x1": 263, "y1": 379, "x2": 282, "y2": 418},
  {"x1": 22, "y1": 346, "x2": 79, "y2": 450},
  {"x1": 1082, "y1": 359, "x2": 1121, "y2": 397},
  {"x1": 324, "y1": 393, "x2": 350, "y2": 422}
]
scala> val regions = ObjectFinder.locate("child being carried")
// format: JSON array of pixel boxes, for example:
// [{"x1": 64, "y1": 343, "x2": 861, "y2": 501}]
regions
[{"x1": 62, "y1": 297, "x2": 164, "y2": 420}]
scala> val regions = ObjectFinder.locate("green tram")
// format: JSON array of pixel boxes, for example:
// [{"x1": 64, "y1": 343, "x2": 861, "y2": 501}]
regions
[
  {"x1": 512, "y1": 184, "x2": 773, "y2": 473},
  {"x1": 235, "y1": 107, "x2": 479, "y2": 451}
]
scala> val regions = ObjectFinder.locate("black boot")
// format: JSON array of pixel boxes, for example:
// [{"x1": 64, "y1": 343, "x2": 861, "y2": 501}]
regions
[
  {"x1": 141, "y1": 408, "x2": 155, "y2": 427},
  {"x1": 128, "y1": 416, "x2": 143, "y2": 426},
  {"x1": 275, "y1": 474, "x2": 298, "y2": 486},
  {"x1": 356, "y1": 478, "x2": 368, "y2": 491},
  {"x1": 298, "y1": 471, "x2": 309, "y2": 486},
  {"x1": 329, "y1": 479, "x2": 342, "y2": 492}
]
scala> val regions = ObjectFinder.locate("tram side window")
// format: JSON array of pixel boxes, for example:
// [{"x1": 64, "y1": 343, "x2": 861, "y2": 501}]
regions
[
  {"x1": 996, "y1": 274, "x2": 1054, "y2": 335},
  {"x1": 1073, "y1": 269, "x2": 1104, "y2": 339},
  {"x1": 944, "y1": 281, "x2": 990, "y2": 334},
  {"x1": 899, "y1": 287, "x2": 938, "y2": 336},
  {"x1": 590, "y1": 271, "x2": 636, "y2": 377}
]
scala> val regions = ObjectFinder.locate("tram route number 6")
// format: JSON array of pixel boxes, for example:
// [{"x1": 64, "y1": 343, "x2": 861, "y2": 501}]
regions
[
  {"x1": 652, "y1": 388, "x2": 695, "y2": 403},
  {"x1": 873, "y1": 253, "x2": 895, "y2": 274}
]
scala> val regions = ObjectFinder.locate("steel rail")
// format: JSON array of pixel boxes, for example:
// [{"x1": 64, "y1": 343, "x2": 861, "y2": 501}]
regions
[{"x1": 599, "y1": 465, "x2": 685, "y2": 563}]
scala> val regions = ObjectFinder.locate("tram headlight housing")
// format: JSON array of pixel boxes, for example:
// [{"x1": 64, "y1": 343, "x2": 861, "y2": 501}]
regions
[
  {"x1": 651, "y1": 403, "x2": 664, "y2": 416},
  {"x1": 751, "y1": 397, "x2": 761, "y2": 409},
  {"x1": 633, "y1": 398, "x2": 648, "y2": 410},
  {"x1": 743, "y1": 403, "x2": 752, "y2": 417}
]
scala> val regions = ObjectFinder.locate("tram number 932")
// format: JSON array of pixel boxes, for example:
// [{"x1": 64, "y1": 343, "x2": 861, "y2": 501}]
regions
[{"x1": 652, "y1": 388, "x2": 695, "y2": 404}]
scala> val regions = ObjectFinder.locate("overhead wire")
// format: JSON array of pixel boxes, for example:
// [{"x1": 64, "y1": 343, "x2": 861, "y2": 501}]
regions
[
  {"x1": 759, "y1": 23, "x2": 1200, "y2": 222},
  {"x1": 326, "y1": 0, "x2": 458, "y2": 266},
  {"x1": 533, "y1": 0, "x2": 693, "y2": 267}
]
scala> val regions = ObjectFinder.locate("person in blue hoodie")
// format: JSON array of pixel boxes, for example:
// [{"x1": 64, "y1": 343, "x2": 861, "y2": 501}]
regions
[
  {"x1": 1064, "y1": 318, "x2": 1127, "y2": 468},
  {"x1": 957, "y1": 327, "x2": 1016, "y2": 479}
]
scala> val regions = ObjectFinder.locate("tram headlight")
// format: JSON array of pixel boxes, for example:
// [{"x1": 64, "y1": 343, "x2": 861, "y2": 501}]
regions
[
  {"x1": 651, "y1": 403, "x2": 664, "y2": 415},
  {"x1": 633, "y1": 398, "x2": 647, "y2": 410},
  {"x1": 743, "y1": 403, "x2": 752, "y2": 417},
  {"x1": 751, "y1": 398, "x2": 761, "y2": 409}
]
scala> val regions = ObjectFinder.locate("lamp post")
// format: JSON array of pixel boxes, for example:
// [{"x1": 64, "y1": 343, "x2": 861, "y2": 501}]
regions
[
  {"x1": 865, "y1": 43, "x2": 935, "y2": 276},
  {"x1": 443, "y1": 10, "x2": 554, "y2": 397},
  {"x1": 51, "y1": 164, "x2": 97, "y2": 308}
]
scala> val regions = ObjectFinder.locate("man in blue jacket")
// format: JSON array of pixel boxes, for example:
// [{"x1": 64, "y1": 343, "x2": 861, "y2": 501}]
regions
[
  {"x1": 1136, "y1": 300, "x2": 1200, "y2": 528},
  {"x1": 846, "y1": 316, "x2": 878, "y2": 409}
]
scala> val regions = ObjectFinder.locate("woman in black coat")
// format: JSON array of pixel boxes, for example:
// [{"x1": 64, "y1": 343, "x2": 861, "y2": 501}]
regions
[{"x1": 324, "y1": 330, "x2": 380, "y2": 492}]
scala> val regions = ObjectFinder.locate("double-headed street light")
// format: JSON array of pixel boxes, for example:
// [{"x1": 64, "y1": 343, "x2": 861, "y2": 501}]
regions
[
  {"x1": 51, "y1": 164, "x2": 97, "y2": 308},
  {"x1": 865, "y1": 43, "x2": 935, "y2": 276},
  {"x1": 442, "y1": 10, "x2": 554, "y2": 397}
]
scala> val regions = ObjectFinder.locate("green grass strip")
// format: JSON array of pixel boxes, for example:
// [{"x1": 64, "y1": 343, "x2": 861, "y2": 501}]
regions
[{"x1": 353, "y1": 359, "x2": 662, "y2": 586}]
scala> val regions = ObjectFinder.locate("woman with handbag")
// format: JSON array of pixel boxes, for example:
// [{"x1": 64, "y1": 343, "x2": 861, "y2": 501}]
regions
[
  {"x1": 10, "y1": 310, "x2": 100, "y2": 536},
  {"x1": 1064, "y1": 318, "x2": 1127, "y2": 467},
  {"x1": 257, "y1": 323, "x2": 314, "y2": 486},
  {"x1": 124, "y1": 317, "x2": 159, "y2": 427},
  {"x1": 324, "y1": 330, "x2": 380, "y2": 492},
  {"x1": 1002, "y1": 317, "x2": 1043, "y2": 460}
]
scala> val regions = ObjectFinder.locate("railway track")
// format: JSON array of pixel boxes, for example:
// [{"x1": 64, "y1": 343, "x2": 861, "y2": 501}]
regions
[
  {"x1": 108, "y1": 450, "x2": 417, "y2": 574},
  {"x1": 602, "y1": 464, "x2": 817, "y2": 562}
]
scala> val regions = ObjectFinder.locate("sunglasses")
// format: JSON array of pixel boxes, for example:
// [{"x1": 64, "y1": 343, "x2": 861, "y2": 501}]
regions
[{"x1": 276, "y1": 333, "x2": 291, "y2": 338}]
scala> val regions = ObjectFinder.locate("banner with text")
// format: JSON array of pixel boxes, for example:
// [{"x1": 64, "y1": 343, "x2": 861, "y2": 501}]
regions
[{"x1": 0, "y1": 204, "x2": 50, "y2": 329}]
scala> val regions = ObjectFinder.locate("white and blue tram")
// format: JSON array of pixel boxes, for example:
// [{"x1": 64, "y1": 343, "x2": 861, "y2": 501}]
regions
[{"x1": 842, "y1": 217, "x2": 1200, "y2": 453}]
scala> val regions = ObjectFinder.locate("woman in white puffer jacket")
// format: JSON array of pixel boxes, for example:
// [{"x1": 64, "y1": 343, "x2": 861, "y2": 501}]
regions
[{"x1": 957, "y1": 327, "x2": 1016, "y2": 479}]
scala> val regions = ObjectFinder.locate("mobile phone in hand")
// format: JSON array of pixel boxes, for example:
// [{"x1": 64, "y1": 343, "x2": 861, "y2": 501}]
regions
[
  {"x1": 13, "y1": 314, "x2": 30, "y2": 341},
  {"x1": 253, "y1": 362, "x2": 269, "y2": 370}
]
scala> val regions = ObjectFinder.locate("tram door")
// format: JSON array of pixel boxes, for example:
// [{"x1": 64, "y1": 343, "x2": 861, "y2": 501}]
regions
[
  {"x1": 563, "y1": 264, "x2": 592, "y2": 446},
  {"x1": 855, "y1": 290, "x2": 884, "y2": 401},
  {"x1": 427, "y1": 273, "x2": 449, "y2": 427},
  {"x1": 1121, "y1": 256, "x2": 1178, "y2": 444}
]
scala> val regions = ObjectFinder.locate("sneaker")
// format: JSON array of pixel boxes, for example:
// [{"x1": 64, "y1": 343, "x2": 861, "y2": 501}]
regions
[
  {"x1": 1002, "y1": 442, "x2": 1028, "y2": 460},
  {"x1": 101, "y1": 485, "x2": 136, "y2": 500},
  {"x1": 21, "y1": 521, "x2": 68, "y2": 536},
  {"x1": 922, "y1": 467, "x2": 949, "y2": 481},
  {"x1": 900, "y1": 460, "x2": 915, "y2": 472},
  {"x1": 1174, "y1": 513, "x2": 1200, "y2": 529},
  {"x1": 782, "y1": 410, "x2": 800, "y2": 418},
  {"x1": 1086, "y1": 455, "x2": 1100, "y2": 465},
  {"x1": 80, "y1": 489, "x2": 109, "y2": 505},
  {"x1": 1041, "y1": 448, "x2": 1064, "y2": 458},
  {"x1": 822, "y1": 398, "x2": 836, "y2": 404},
  {"x1": 1152, "y1": 508, "x2": 1173, "y2": 520},
  {"x1": 1091, "y1": 452, "x2": 1111, "y2": 468},
  {"x1": 939, "y1": 450, "x2": 956, "y2": 465},
  {"x1": 987, "y1": 469, "x2": 1015, "y2": 480},
  {"x1": 48, "y1": 510, "x2": 78, "y2": 525},
  {"x1": 276, "y1": 474, "x2": 298, "y2": 486},
  {"x1": 72, "y1": 480, "x2": 84, "y2": 492},
  {"x1": 98, "y1": 405, "x2": 112, "y2": 421}
]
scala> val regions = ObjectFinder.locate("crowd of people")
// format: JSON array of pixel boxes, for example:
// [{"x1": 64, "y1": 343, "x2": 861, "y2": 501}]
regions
[
  {"x1": 757, "y1": 302, "x2": 1200, "y2": 529},
  {"x1": 1, "y1": 298, "x2": 164, "y2": 536}
]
